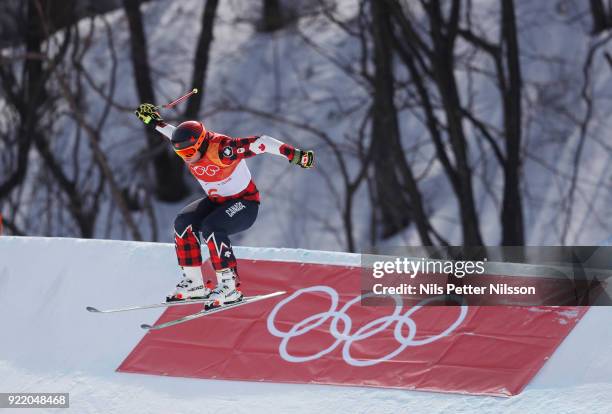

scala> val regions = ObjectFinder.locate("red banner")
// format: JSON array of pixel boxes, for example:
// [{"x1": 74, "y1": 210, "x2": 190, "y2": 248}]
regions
[{"x1": 118, "y1": 259, "x2": 587, "y2": 396}]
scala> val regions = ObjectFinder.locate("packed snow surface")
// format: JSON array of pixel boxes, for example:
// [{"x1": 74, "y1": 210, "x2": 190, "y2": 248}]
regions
[{"x1": 1, "y1": 237, "x2": 612, "y2": 413}]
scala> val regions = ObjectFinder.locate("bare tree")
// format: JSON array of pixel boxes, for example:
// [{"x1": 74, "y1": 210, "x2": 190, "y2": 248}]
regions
[
  {"x1": 0, "y1": 0, "x2": 148, "y2": 240},
  {"x1": 590, "y1": 0, "x2": 612, "y2": 33},
  {"x1": 0, "y1": 1, "x2": 45, "y2": 201},
  {"x1": 383, "y1": 0, "x2": 537, "y2": 246},
  {"x1": 261, "y1": 0, "x2": 286, "y2": 32},
  {"x1": 122, "y1": 0, "x2": 189, "y2": 202},
  {"x1": 311, "y1": 0, "x2": 531, "y2": 246},
  {"x1": 184, "y1": 0, "x2": 219, "y2": 119},
  {"x1": 370, "y1": 0, "x2": 436, "y2": 243},
  {"x1": 0, "y1": 0, "x2": 85, "y2": 235},
  {"x1": 499, "y1": 0, "x2": 524, "y2": 245}
]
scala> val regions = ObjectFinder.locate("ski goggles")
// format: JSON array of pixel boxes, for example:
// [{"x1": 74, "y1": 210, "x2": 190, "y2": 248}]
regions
[{"x1": 173, "y1": 130, "x2": 207, "y2": 159}]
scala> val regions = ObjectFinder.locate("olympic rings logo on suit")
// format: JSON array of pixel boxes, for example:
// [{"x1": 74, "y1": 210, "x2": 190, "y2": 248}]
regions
[
  {"x1": 266, "y1": 285, "x2": 468, "y2": 367},
  {"x1": 192, "y1": 165, "x2": 220, "y2": 177}
]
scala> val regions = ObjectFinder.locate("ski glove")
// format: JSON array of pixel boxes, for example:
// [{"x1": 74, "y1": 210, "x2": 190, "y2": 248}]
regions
[
  {"x1": 290, "y1": 149, "x2": 314, "y2": 168},
  {"x1": 134, "y1": 103, "x2": 163, "y2": 126}
]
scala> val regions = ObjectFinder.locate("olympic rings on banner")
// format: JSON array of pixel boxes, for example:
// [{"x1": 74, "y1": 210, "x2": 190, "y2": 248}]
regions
[{"x1": 266, "y1": 285, "x2": 468, "y2": 367}]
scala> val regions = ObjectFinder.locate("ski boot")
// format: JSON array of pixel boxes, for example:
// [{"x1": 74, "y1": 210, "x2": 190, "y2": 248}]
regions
[
  {"x1": 206, "y1": 268, "x2": 243, "y2": 310},
  {"x1": 166, "y1": 266, "x2": 213, "y2": 302}
]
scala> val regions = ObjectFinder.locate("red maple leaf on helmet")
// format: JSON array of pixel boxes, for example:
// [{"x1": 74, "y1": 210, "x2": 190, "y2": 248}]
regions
[{"x1": 259, "y1": 143, "x2": 266, "y2": 152}]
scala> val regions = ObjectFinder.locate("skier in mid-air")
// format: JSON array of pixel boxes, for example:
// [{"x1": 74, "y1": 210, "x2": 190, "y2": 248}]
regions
[{"x1": 134, "y1": 103, "x2": 314, "y2": 308}]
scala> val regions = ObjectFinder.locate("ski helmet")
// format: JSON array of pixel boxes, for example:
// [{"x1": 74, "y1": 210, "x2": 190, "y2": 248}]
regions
[{"x1": 171, "y1": 120, "x2": 208, "y2": 159}]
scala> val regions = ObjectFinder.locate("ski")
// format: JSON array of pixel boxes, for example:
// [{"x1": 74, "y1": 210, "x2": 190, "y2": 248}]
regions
[
  {"x1": 140, "y1": 291, "x2": 286, "y2": 331},
  {"x1": 87, "y1": 296, "x2": 218, "y2": 314}
]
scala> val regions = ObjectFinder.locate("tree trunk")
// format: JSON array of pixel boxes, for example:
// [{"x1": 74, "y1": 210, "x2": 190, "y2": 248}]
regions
[
  {"x1": 424, "y1": 0, "x2": 484, "y2": 246},
  {"x1": 123, "y1": 0, "x2": 189, "y2": 202},
  {"x1": 261, "y1": 0, "x2": 285, "y2": 32},
  {"x1": 184, "y1": 0, "x2": 219, "y2": 119},
  {"x1": 0, "y1": 1, "x2": 44, "y2": 200},
  {"x1": 500, "y1": 0, "x2": 524, "y2": 245},
  {"x1": 370, "y1": 0, "x2": 415, "y2": 239},
  {"x1": 590, "y1": 0, "x2": 612, "y2": 34}
]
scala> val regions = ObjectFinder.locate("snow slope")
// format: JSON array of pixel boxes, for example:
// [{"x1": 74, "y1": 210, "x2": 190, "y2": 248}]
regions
[{"x1": 1, "y1": 236, "x2": 612, "y2": 413}]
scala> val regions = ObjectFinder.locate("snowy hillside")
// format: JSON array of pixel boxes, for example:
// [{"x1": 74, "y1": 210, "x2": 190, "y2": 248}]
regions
[
  {"x1": 1, "y1": 236, "x2": 612, "y2": 413},
  {"x1": 116, "y1": 0, "x2": 612, "y2": 248},
  {"x1": 2, "y1": 0, "x2": 610, "y2": 250}
]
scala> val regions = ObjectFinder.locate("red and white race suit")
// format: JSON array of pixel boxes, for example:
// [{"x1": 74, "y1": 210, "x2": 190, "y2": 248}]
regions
[{"x1": 156, "y1": 123, "x2": 296, "y2": 203}]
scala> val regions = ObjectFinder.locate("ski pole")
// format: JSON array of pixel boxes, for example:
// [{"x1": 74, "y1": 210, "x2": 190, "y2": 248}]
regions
[{"x1": 155, "y1": 88, "x2": 199, "y2": 110}]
